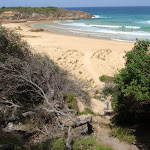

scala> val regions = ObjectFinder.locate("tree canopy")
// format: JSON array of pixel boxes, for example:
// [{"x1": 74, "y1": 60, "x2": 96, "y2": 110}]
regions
[{"x1": 112, "y1": 40, "x2": 150, "y2": 123}]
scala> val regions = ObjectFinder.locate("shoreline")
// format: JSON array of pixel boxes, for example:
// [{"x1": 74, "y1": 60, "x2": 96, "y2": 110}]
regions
[
  {"x1": 29, "y1": 20, "x2": 135, "y2": 43},
  {"x1": 2, "y1": 21, "x2": 134, "y2": 93},
  {"x1": 17, "y1": 20, "x2": 135, "y2": 48}
]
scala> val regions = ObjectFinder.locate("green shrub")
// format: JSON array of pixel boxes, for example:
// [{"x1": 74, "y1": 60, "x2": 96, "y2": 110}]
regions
[
  {"x1": 99, "y1": 75, "x2": 114, "y2": 83},
  {"x1": 50, "y1": 138, "x2": 65, "y2": 150},
  {"x1": 112, "y1": 40, "x2": 150, "y2": 123},
  {"x1": 0, "y1": 27, "x2": 31, "y2": 61},
  {"x1": 63, "y1": 93, "x2": 78, "y2": 111},
  {"x1": 109, "y1": 127, "x2": 136, "y2": 144},
  {"x1": 79, "y1": 107, "x2": 96, "y2": 116}
]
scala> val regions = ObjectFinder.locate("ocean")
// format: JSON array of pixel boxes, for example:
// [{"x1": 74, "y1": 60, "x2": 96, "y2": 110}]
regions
[{"x1": 32, "y1": 7, "x2": 150, "y2": 41}]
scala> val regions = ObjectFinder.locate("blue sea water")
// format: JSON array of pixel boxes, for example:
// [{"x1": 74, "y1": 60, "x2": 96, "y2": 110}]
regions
[{"x1": 32, "y1": 7, "x2": 150, "y2": 41}]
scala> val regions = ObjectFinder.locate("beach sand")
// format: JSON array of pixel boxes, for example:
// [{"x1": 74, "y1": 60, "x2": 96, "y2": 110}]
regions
[{"x1": 2, "y1": 21, "x2": 134, "y2": 113}]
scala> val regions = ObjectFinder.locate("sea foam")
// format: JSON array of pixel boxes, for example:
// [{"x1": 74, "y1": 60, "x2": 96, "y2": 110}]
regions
[
  {"x1": 93, "y1": 15, "x2": 111, "y2": 19},
  {"x1": 89, "y1": 24, "x2": 121, "y2": 28},
  {"x1": 125, "y1": 26, "x2": 140, "y2": 29}
]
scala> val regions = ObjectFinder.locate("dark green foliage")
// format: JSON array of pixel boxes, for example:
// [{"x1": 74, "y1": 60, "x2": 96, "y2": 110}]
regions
[
  {"x1": 109, "y1": 127, "x2": 135, "y2": 144},
  {"x1": 0, "y1": 7, "x2": 59, "y2": 15},
  {"x1": 0, "y1": 133, "x2": 27, "y2": 150},
  {"x1": 0, "y1": 135, "x2": 63, "y2": 150},
  {"x1": 112, "y1": 40, "x2": 150, "y2": 123}
]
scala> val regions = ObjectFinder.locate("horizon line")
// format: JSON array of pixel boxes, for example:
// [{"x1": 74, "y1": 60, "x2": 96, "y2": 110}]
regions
[
  {"x1": 1, "y1": 6, "x2": 150, "y2": 8},
  {"x1": 63, "y1": 6, "x2": 150, "y2": 8}
]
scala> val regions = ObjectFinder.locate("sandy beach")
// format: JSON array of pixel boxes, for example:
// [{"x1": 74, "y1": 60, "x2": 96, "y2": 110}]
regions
[{"x1": 2, "y1": 21, "x2": 134, "y2": 94}]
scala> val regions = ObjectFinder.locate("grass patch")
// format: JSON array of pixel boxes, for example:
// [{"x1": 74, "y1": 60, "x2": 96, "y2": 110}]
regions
[
  {"x1": 99, "y1": 75, "x2": 114, "y2": 83},
  {"x1": 0, "y1": 134, "x2": 112, "y2": 150},
  {"x1": 63, "y1": 93, "x2": 78, "y2": 112},
  {"x1": 79, "y1": 107, "x2": 96, "y2": 116},
  {"x1": 50, "y1": 138, "x2": 65, "y2": 150},
  {"x1": 109, "y1": 127, "x2": 136, "y2": 144},
  {"x1": 33, "y1": 136, "x2": 112, "y2": 150},
  {"x1": 72, "y1": 136, "x2": 112, "y2": 150}
]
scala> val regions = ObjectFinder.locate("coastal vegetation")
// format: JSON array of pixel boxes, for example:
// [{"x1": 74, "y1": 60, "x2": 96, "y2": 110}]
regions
[
  {"x1": 79, "y1": 107, "x2": 96, "y2": 116},
  {"x1": 99, "y1": 40, "x2": 150, "y2": 147},
  {"x1": 0, "y1": 26, "x2": 102, "y2": 149},
  {"x1": 99, "y1": 75, "x2": 114, "y2": 83},
  {"x1": 112, "y1": 40, "x2": 150, "y2": 124},
  {"x1": 0, "y1": 7, "x2": 60, "y2": 15},
  {"x1": 109, "y1": 127, "x2": 136, "y2": 144}
]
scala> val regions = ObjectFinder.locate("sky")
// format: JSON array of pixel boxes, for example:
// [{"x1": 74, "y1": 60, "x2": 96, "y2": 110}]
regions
[{"x1": 0, "y1": 0, "x2": 150, "y2": 8}]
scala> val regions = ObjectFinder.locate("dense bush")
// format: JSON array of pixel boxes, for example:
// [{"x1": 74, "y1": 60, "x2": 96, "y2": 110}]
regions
[
  {"x1": 0, "y1": 7, "x2": 59, "y2": 15},
  {"x1": 112, "y1": 40, "x2": 150, "y2": 123},
  {"x1": 0, "y1": 27, "x2": 61, "y2": 106},
  {"x1": 0, "y1": 27, "x2": 31, "y2": 61}
]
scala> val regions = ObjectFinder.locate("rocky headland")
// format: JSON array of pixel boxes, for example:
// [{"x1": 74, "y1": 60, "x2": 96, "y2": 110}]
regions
[{"x1": 0, "y1": 7, "x2": 94, "y2": 22}]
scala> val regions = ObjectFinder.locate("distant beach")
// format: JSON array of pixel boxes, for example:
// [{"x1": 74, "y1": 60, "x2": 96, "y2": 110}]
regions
[{"x1": 32, "y1": 7, "x2": 150, "y2": 41}]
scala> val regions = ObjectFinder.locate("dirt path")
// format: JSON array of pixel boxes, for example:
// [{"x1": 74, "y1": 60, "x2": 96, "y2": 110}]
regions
[{"x1": 94, "y1": 123, "x2": 139, "y2": 150}]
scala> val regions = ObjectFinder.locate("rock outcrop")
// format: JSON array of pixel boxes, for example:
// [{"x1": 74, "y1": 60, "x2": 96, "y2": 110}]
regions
[{"x1": 0, "y1": 7, "x2": 93, "y2": 21}]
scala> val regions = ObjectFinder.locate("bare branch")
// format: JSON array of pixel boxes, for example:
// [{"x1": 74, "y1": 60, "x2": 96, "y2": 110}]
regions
[{"x1": 66, "y1": 126, "x2": 72, "y2": 150}]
